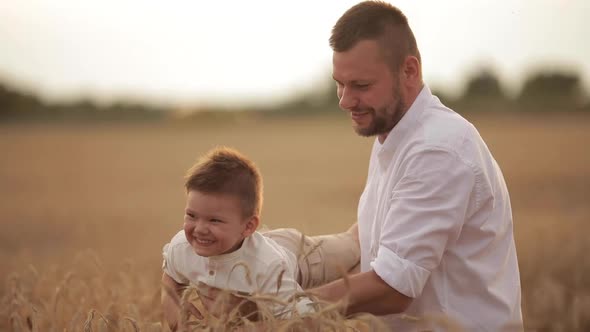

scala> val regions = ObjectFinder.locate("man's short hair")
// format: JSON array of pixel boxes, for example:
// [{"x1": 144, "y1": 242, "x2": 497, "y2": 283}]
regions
[
  {"x1": 185, "y1": 147, "x2": 263, "y2": 218},
  {"x1": 330, "y1": 1, "x2": 421, "y2": 71}
]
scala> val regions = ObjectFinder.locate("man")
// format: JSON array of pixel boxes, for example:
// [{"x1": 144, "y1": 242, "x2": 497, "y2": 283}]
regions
[{"x1": 309, "y1": 1, "x2": 523, "y2": 331}]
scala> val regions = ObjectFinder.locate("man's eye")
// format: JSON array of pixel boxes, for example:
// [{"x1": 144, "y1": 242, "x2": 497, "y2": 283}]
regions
[{"x1": 355, "y1": 83, "x2": 369, "y2": 89}]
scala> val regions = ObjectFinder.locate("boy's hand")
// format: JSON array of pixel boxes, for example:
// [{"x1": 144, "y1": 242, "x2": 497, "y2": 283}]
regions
[
  {"x1": 183, "y1": 301, "x2": 203, "y2": 320},
  {"x1": 198, "y1": 286, "x2": 258, "y2": 320}
]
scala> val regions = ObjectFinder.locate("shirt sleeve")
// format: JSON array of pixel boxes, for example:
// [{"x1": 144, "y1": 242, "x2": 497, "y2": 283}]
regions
[
  {"x1": 370, "y1": 147, "x2": 475, "y2": 298},
  {"x1": 162, "y1": 242, "x2": 190, "y2": 285}
]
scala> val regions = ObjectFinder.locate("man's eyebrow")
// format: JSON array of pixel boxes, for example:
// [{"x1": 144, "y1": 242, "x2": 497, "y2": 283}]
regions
[{"x1": 332, "y1": 76, "x2": 371, "y2": 85}]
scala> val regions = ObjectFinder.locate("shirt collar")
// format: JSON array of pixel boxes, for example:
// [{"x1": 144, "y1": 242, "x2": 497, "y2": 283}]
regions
[
  {"x1": 377, "y1": 85, "x2": 432, "y2": 170},
  {"x1": 207, "y1": 236, "x2": 251, "y2": 263}
]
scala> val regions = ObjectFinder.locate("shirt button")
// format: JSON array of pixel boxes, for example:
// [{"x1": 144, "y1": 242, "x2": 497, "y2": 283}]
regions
[{"x1": 209, "y1": 270, "x2": 215, "y2": 276}]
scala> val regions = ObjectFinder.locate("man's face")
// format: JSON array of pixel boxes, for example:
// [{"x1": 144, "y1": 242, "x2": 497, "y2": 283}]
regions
[
  {"x1": 183, "y1": 191, "x2": 254, "y2": 257},
  {"x1": 332, "y1": 39, "x2": 406, "y2": 140}
]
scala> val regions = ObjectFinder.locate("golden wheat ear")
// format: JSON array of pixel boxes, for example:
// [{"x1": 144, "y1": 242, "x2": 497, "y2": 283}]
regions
[{"x1": 82, "y1": 309, "x2": 110, "y2": 332}]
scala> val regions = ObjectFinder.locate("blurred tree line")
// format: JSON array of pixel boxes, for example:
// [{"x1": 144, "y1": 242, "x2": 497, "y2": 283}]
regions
[
  {"x1": 438, "y1": 69, "x2": 590, "y2": 114},
  {"x1": 1, "y1": 68, "x2": 589, "y2": 123},
  {"x1": 0, "y1": 83, "x2": 166, "y2": 123}
]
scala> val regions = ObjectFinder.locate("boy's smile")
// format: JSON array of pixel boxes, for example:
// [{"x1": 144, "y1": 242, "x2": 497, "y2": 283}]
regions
[{"x1": 195, "y1": 238, "x2": 214, "y2": 245}]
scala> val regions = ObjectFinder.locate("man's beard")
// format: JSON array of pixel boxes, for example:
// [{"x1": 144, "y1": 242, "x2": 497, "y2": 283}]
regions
[{"x1": 354, "y1": 92, "x2": 406, "y2": 138}]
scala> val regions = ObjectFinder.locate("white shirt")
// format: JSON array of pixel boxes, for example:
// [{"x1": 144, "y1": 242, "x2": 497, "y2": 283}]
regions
[
  {"x1": 162, "y1": 230, "x2": 314, "y2": 317},
  {"x1": 358, "y1": 86, "x2": 523, "y2": 331}
]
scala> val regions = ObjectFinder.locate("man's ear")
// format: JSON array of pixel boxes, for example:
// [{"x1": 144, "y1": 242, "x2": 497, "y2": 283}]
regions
[
  {"x1": 402, "y1": 55, "x2": 421, "y2": 84},
  {"x1": 243, "y1": 216, "x2": 259, "y2": 237}
]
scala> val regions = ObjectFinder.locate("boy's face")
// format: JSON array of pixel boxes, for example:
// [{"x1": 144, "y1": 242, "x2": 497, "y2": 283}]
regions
[{"x1": 183, "y1": 190, "x2": 258, "y2": 257}]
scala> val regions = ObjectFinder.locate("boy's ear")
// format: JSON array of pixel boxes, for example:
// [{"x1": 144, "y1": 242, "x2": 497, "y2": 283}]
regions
[{"x1": 243, "y1": 216, "x2": 259, "y2": 237}]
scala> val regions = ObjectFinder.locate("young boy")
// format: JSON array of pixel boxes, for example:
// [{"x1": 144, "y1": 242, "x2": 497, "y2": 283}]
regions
[
  {"x1": 161, "y1": 146, "x2": 360, "y2": 330},
  {"x1": 161, "y1": 147, "x2": 313, "y2": 329}
]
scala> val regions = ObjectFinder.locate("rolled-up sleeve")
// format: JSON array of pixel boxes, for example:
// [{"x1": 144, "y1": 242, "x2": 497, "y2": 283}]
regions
[
  {"x1": 371, "y1": 148, "x2": 475, "y2": 298},
  {"x1": 371, "y1": 245, "x2": 430, "y2": 298}
]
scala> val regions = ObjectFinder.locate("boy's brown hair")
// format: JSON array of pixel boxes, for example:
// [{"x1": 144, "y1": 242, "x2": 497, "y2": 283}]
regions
[{"x1": 185, "y1": 146, "x2": 263, "y2": 218}]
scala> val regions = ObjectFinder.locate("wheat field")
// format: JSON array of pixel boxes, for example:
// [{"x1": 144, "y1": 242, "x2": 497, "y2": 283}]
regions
[{"x1": 1, "y1": 112, "x2": 589, "y2": 331}]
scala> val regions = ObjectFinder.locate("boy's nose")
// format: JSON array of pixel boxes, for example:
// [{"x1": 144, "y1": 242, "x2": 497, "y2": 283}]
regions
[{"x1": 194, "y1": 221, "x2": 209, "y2": 234}]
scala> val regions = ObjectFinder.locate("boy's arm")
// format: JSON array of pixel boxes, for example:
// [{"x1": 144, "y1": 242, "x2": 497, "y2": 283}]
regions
[
  {"x1": 161, "y1": 272, "x2": 183, "y2": 331},
  {"x1": 161, "y1": 272, "x2": 203, "y2": 331}
]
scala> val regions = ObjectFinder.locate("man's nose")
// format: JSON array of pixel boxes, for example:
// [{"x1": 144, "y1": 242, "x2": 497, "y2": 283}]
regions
[{"x1": 338, "y1": 87, "x2": 359, "y2": 111}]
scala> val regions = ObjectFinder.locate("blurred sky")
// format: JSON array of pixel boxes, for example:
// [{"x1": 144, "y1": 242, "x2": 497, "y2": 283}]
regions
[{"x1": 1, "y1": 0, "x2": 589, "y2": 108}]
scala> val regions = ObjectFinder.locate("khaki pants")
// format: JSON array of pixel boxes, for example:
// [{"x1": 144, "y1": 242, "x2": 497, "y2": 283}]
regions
[{"x1": 262, "y1": 228, "x2": 360, "y2": 289}]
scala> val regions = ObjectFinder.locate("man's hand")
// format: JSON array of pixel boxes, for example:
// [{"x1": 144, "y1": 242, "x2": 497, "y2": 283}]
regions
[{"x1": 346, "y1": 222, "x2": 360, "y2": 249}]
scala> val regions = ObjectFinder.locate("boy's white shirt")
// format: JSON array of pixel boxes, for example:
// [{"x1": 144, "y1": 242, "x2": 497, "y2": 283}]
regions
[{"x1": 162, "y1": 230, "x2": 314, "y2": 317}]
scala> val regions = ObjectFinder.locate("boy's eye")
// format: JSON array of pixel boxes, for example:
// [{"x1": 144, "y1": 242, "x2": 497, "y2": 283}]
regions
[
  {"x1": 185, "y1": 213, "x2": 195, "y2": 219},
  {"x1": 210, "y1": 219, "x2": 222, "y2": 223}
]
